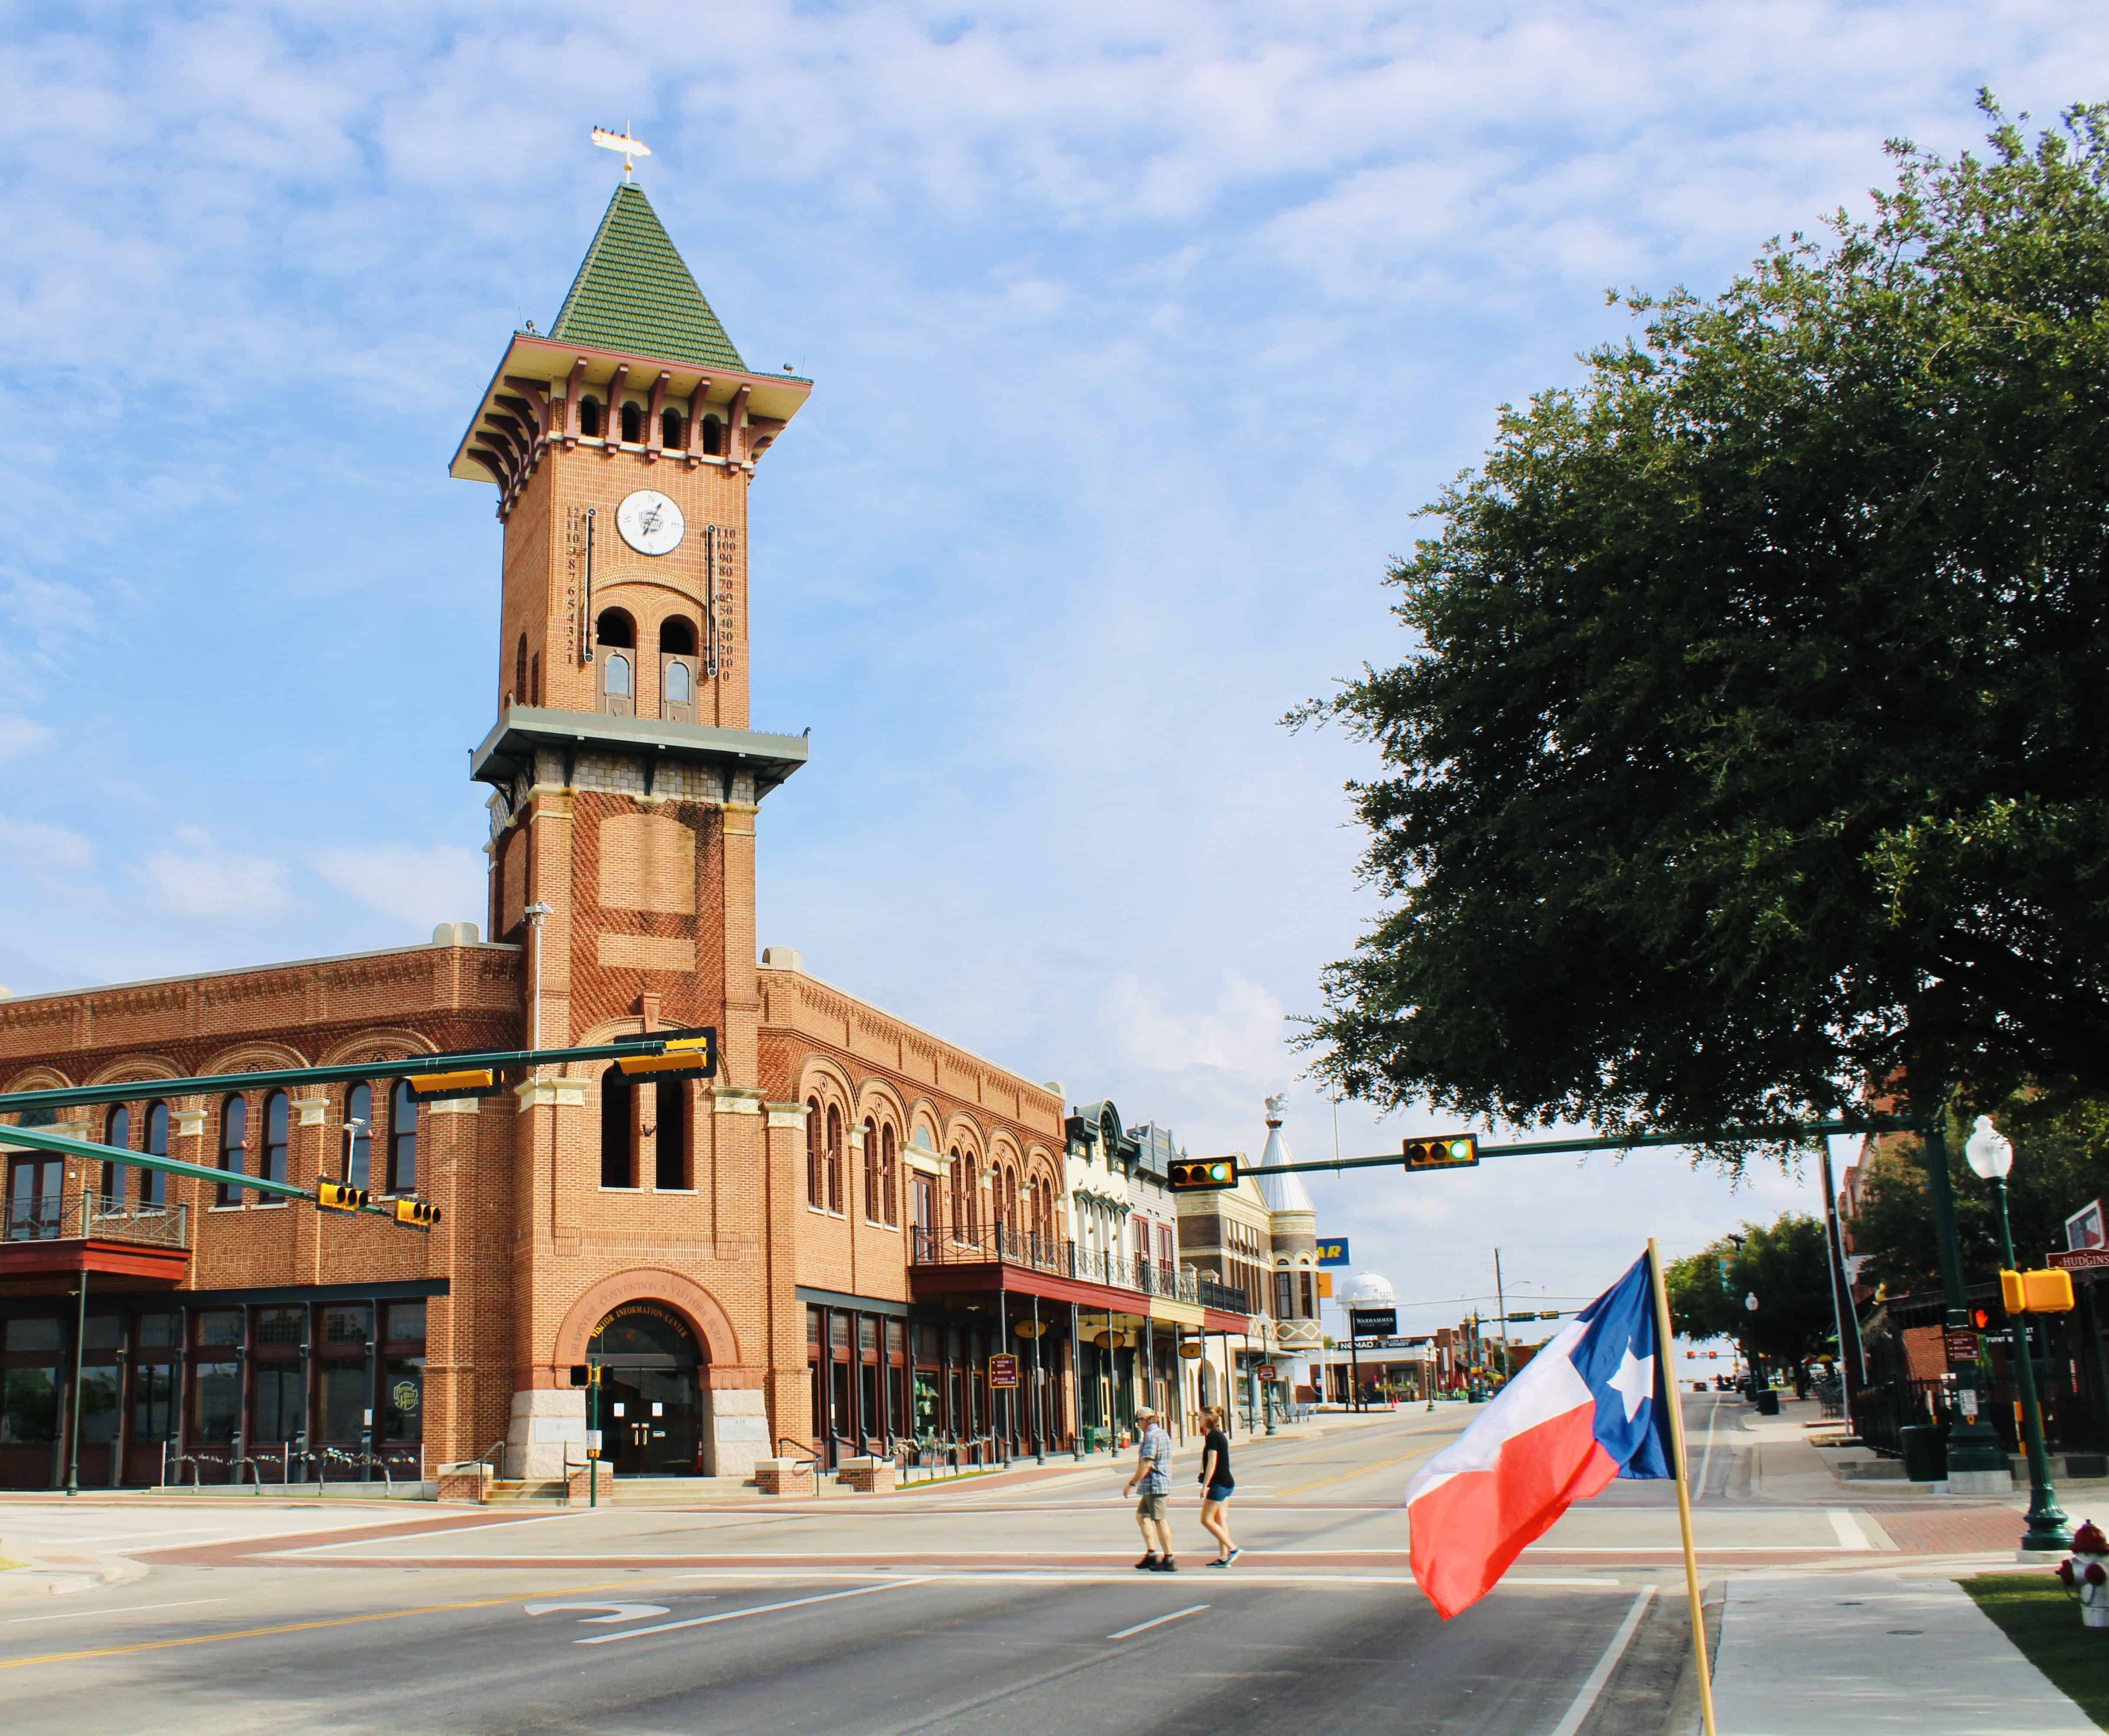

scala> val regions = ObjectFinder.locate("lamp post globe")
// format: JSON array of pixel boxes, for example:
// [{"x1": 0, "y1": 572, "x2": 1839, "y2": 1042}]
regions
[{"x1": 1967, "y1": 1115, "x2": 2070, "y2": 1551}]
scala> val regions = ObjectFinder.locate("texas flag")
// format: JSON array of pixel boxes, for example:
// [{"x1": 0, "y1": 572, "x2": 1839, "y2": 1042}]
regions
[{"x1": 1407, "y1": 1251, "x2": 1675, "y2": 1618}]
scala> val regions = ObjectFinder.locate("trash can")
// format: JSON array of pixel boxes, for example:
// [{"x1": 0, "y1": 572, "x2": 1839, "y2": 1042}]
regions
[
  {"x1": 1755, "y1": 1388, "x2": 1780, "y2": 1417},
  {"x1": 1899, "y1": 1423, "x2": 1948, "y2": 1483}
]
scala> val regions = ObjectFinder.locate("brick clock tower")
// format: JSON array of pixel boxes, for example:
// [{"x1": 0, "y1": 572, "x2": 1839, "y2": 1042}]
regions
[{"x1": 449, "y1": 182, "x2": 812, "y2": 1477}]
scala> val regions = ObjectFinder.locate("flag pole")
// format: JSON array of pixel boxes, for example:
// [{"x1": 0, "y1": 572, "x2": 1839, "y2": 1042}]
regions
[{"x1": 1648, "y1": 1236, "x2": 1718, "y2": 1736}]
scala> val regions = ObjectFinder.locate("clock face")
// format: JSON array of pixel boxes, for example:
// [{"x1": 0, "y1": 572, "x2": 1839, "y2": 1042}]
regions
[{"x1": 615, "y1": 490, "x2": 685, "y2": 556}]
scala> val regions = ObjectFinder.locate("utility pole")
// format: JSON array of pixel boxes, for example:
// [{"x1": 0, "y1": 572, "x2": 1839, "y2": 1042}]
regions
[{"x1": 1493, "y1": 1248, "x2": 1512, "y2": 1381}]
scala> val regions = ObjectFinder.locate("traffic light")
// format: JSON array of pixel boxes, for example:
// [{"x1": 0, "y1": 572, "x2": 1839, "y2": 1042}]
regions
[
  {"x1": 405, "y1": 1067, "x2": 499, "y2": 1103},
  {"x1": 1168, "y1": 1156, "x2": 1239, "y2": 1192},
  {"x1": 316, "y1": 1180, "x2": 368, "y2": 1213},
  {"x1": 393, "y1": 1197, "x2": 441, "y2": 1231},
  {"x1": 1402, "y1": 1134, "x2": 1478, "y2": 1172},
  {"x1": 1972, "y1": 1306, "x2": 1992, "y2": 1330},
  {"x1": 615, "y1": 1026, "x2": 718, "y2": 1078}
]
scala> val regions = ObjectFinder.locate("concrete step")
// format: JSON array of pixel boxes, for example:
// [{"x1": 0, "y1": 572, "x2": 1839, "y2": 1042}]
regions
[{"x1": 483, "y1": 1479, "x2": 569, "y2": 1504}]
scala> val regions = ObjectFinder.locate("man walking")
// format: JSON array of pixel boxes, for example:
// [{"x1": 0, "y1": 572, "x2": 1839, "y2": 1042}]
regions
[{"x1": 1121, "y1": 1404, "x2": 1176, "y2": 1572}]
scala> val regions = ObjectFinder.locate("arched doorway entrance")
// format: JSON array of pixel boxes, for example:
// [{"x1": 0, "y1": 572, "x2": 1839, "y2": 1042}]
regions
[{"x1": 589, "y1": 1302, "x2": 704, "y2": 1476}]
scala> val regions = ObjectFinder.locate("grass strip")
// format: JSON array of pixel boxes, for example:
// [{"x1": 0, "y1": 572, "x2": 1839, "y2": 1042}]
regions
[{"x1": 1964, "y1": 1572, "x2": 2109, "y2": 1731}]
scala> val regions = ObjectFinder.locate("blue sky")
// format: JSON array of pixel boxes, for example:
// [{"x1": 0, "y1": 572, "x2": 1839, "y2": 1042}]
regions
[{"x1": 2, "y1": 3, "x2": 2099, "y2": 1335}]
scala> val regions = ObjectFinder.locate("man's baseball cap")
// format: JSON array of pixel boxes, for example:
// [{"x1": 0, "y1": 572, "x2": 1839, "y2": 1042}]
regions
[{"x1": 1135, "y1": 1406, "x2": 1157, "y2": 1419}]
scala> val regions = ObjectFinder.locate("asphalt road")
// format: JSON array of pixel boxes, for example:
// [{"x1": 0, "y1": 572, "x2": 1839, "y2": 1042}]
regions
[{"x1": 0, "y1": 1401, "x2": 1777, "y2": 1734}]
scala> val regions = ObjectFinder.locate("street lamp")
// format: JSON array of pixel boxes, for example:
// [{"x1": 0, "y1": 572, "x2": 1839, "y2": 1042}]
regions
[
  {"x1": 1744, "y1": 1292, "x2": 1760, "y2": 1401},
  {"x1": 1964, "y1": 1114, "x2": 2072, "y2": 1552}
]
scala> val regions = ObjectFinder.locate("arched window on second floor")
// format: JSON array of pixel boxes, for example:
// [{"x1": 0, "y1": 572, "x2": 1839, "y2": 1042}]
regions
[
  {"x1": 880, "y1": 1123, "x2": 898, "y2": 1227},
  {"x1": 388, "y1": 1079, "x2": 417, "y2": 1195},
  {"x1": 261, "y1": 1090, "x2": 290, "y2": 1187},
  {"x1": 513, "y1": 634, "x2": 527, "y2": 709},
  {"x1": 655, "y1": 1076, "x2": 687, "y2": 1190},
  {"x1": 661, "y1": 408, "x2": 684, "y2": 449},
  {"x1": 862, "y1": 1117, "x2": 880, "y2": 1223},
  {"x1": 597, "y1": 608, "x2": 636, "y2": 717},
  {"x1": 806, "y1": 1096, "x2": 824, "y2": 1208},
  {"x1": 217, "y1": 1094, "x2": 247, "y2": 1207},
  {"x1": 101, "y1": 1104, "x2": 131, "y2": 1204},
  {"x1": 578, "y1": 396, "x2": 602, "y2": 437},
  {"x1": 824, "y1": 1103, "x2": 843, "y2": 1214},
  {"x1": 659, "y1": 616, "x2": 698, "y2": 722},
  {"x1": 619, "y1": 400, "x2": 643, "y2": 444},
  {"x1": 700, "y1": 414, "x2": 723, "y2": 456},
  {"x1": 601, "y1": 1065, "x2": 635, "y2": 1188},
  {"x1": 143, "y1": 1101, "x2": 169, "y2": 1206}
]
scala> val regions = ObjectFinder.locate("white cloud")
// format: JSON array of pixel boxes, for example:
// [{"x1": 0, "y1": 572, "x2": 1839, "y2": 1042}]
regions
[
  {"x1": 311, "y1": 844, "x2": 487, "y2": 933},
  {"x1": 1105, "y1": 970, "x2": 1291, "y2": 1082},
  {"x1": 0, "y1": 814, "x2": 93, "y2": 873},
  {"x1": 0, "y1": 717, "x2": 52, "y2": 760},
  {"x1": 137, "y1": 826, "x2": 293, "y2": 920}
]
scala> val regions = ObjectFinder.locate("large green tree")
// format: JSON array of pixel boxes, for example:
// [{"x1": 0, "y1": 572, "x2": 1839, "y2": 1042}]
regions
[
  {"x1": 1666, "y1": 1213, "x2": 1837, "y2": 1365},
  {"x1": 1293, "y1": 100, "x2": 2109, "y2": 1147}
]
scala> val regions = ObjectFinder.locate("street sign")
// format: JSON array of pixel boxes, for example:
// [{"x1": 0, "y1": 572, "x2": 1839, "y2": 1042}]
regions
[
  {"x1": 1348, "y1": 1306, "x2": 1398, "y2": 1338},
  {"x1": 1316, "y1": 1271, "x2": 1333, "y2": 1299},
  {"x1": 1943, "y1": 1329, "x2": 1980, "y2": 1364},
  {"x1": 1255, "y1": 1364, "x2": 1279, "y2": 1382},
  {"x1": 2066, "y1": 1199, "x2": 2109, "y2": 1252},
  {"x1": 1316, "y1": 1239, "x2": 1351, "y2": 1266},
  {"x1": 2051, "y1": 1247, "x2": 2109, "y2": 1273},
  {"x1": 987, "y1": 1353, "x2": 1020, "y2": 1390}
]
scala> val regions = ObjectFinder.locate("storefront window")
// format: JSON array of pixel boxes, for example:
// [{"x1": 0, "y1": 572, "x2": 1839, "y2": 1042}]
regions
[
  {"x1": 79, "y1": 1366, "x2": 120, "y2": 1445},
  {"x1": 320, "y1": 1363, "x2": 368, "y2": 1441},
  {"x1": 4, "y1": 1318, "x2": 60, "y2": 1353},
  {"x1": 83, "y1": 1315, "x2": 122, "y2": 1351},
  {"x1": 253, "y1": 1366, "x2": 305, "y2": 1442},
  {"x1": 132, "y1": 1366, "x2": 177, "y2": 1442},
  {"x1": 1, "y1": 1368, "x2": 56, "y2": 1443},
  {"x1": 194, "y1": 1362, "x2": 240, "y2": 1442},
  {"x1": 137, "y1": 1312, "x2": 181, "y2": 1349},
  {"x1": 194, "y1": 1311, "x2": 242, "y2": 1348},
  {"x1": 323, "y1": 1305, "x2": 368, "y2": 1346},
  {"x1": 257, "y1": 1306, "x2": 305, "y2": 1345},
  {"x1": 382, "y1": 1358, "x2": 423, "y2": 1442},
  {"x1": 385, "y1": 1302, "x2": 426, "y2": 1343},
  {"x1": 914, "y1": 1370, "x2": 939, "y2": 1437}
]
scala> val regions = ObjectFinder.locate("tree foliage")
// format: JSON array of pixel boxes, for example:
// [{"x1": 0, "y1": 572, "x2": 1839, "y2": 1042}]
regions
[
  {"x1": 1665, "y1": 1213, "x2": 1836, "y2": 1364},
  {"x1": 1293, "y1": 99, "x2": 2109, "y2": 1147},
  {"x1": 1850, "y1": 1095, "x2": 2109, "y2": 1297}
]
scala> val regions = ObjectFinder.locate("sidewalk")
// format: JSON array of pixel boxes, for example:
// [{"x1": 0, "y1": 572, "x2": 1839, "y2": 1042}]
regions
[
  {"x1": 0, "y1": 1534, "x2": 143, "y2": 1601},
  {"x1": 1710, "y1": 1572, "x2": 2096, "y2": 1734}
]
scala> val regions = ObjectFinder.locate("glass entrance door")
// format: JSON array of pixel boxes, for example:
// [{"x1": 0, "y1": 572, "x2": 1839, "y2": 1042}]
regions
[{"x1": 588, "y1": 1304, "x2": 704, "y2": 1476}]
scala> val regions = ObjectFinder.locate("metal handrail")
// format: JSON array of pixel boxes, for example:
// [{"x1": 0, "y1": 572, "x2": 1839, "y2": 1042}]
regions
[
  {"x1": 3, "y1": 1189, "x2": 189, "y2": 1249},
  {"x1": 773, "y1": 1437, "x2": 820, "y2": 1467}
]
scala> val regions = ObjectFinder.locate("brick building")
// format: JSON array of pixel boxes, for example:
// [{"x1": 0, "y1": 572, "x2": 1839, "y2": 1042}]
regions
[{"x1": 0, "y1": 181, "x2": 1247, "y2": 1490}]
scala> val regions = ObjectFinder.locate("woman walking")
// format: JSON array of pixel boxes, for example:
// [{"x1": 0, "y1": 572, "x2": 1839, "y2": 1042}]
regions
[{"x1": 1197, "y1": 1405, "x2": 1240, "y2": 1566}]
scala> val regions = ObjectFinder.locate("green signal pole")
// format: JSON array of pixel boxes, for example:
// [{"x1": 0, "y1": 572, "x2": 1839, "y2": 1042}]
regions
[
  {"x1": 587, "y1": 1361, "x2": 602, "y2": 1508},
  {"x1": 1918, "y1": 1108, "x2": 2010, "y2": 1482}
]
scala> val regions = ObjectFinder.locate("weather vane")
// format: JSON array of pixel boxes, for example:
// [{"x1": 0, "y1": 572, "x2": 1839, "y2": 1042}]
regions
[{"x1": 591, "y1": 124, "x2": 652, "y2": 181}]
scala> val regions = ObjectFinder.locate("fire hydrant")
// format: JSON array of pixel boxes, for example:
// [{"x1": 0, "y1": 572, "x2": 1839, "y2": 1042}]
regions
[{"x1": 2056, "y1": 1520, "x2": 2109, "y2": 1628}]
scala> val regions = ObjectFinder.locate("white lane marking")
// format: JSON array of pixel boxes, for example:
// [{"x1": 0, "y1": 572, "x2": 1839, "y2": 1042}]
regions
[
  {"x1": 75, "y1": 1528, "x2": 232, "y2": 1545},
  {"x1": 524, "y1": 1601, "x2": 673, "y2": 1624},
  {"x1": 1107, "y1": 1604, "x2": 1210, "y2": 1640},
  {"x1": 573, "y1": 1578, "x2": 931, "y2": 1646},
  {"x1": 273, "y1": 1512, "x2": 574, "y2": 1554},
  {"x1": 0, "y1": 1598, "x2": 229, "y2": 1626},
  {"x1": 1828, "y1": 1509, "x2": 1872, "y2": 1550},
  {"x1": 1696, "y1": 1397, "x2": 1721, "y2": 1499},
  {"x1": 1546, "y1": 1586, "x2": 1655, "y2": 1736}
]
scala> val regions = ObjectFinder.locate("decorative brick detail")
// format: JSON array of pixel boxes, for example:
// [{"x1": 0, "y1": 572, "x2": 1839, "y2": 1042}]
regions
[
  {"x1": 438, "y1": 1463, "x2": 494, "y2": 1503},
  {"x1": 834, "y1": 1456, "x2": 896, "y2": 1494}
]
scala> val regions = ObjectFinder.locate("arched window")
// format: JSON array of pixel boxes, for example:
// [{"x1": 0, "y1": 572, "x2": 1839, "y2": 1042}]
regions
[
  {"x1": 102, "y1": 1104, "x2": 130, "y2": 1203},
  {"x1": 344, "y1": 1085, "x2": 372, "y2": 1190},
  {"x1": 961, "y1": 1155, "x2": 980, "y2": 1244},
  {"x1": 659, "y1": 616, "x2": 698, "y2": 721},
  {"x1": 602, "y1": 652, "x2": 632, "y2": 714},
  {"x1": 806, "y1": 1096, "x2": 824, "y2": 1207},
  {"x1": 513, "y1": 634, "x2": 527, "y2": 708},
  {"x1": 579, "y1": 397, "x2": 603, "y2": 437},
  {"x1": 619, "y1": 400, "x2": 643, "y2": 444},
  {"x1": 825, "y1": 1104, "x2": 843, "y2": 1213},
  {"x1": 661, "y1": 408, "x2": 684, "y2": 449},
  {"x1": 664, "y1": 661, "x2": 691, "y2": 703},
  {"x1": 261, "y1": 1091, "x2": 289, "y2": 1187},
  {"x1": 862, "y1": 1117, "x2": 879, "y2": 1222},
  {"x1": 388, "y1": 1079, "x2": 417, "y2": 1195},
  {"x1": 655, "y1": 1077, "x2": 687, "y2": 1189},
  {"x1": 701, "y1": 415, "x2": 723, "y2": 456},
  {"x1": 600, "y1": 1065, "x2": 634, "y2": 1187},
  {"x1": 217, "y1": 1095, "x2": 247, "y2": 1207},
  {"x1": 143, "y1": 1101, "x2": 169, "y2": 1206},
  {"x1": 660, "y1": 617, "x2": 697, "y2": 654},
  {"x1": 881, "y1": 1124, "x2": 898, "y2": 1226},
  {"x1": 948, "y1": 1147, "x2": 964, "y2": 1240},
  {"x1": 596, "y1": 608, "x2": 635, "y2": 648},
  {"x1": 530, "y1": 652, "x2": 540, "y2": 705}
]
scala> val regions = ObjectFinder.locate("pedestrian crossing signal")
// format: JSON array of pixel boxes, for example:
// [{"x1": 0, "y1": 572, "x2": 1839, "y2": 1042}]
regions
[
  {"x1": 316, "y1": 1180, "x2": 368, "y2": 1213},
  {"x1": 1168, "y1": 1156, "x2": 1239, "y2": 1192},
  {"x1": 393, "y1": 1197, "x2": 441, "y2": 1231},
  {"x1": 1402, "y1": 1135, "x2": 1478, "y2": 1171}
]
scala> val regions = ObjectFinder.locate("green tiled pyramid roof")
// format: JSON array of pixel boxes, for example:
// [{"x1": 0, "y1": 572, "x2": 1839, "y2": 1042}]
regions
[{"x1": 549, "y1": 184, "x2": 746, "y2": 372}]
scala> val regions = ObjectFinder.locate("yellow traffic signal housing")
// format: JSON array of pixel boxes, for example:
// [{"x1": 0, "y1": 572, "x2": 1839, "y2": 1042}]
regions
[
  {"x1": 615, "y1": 1027, "x2": 717, "y2": 1078},
  {"x1": 405, "y1": 1067, "x2": 498, "y2": 1103},
  {"x1": 1168, "y1": 1155, "x2": 1240, "y2": 1192},
  {"x1": 2001, "y1": 1268, "x2": 2076, "y2": 1314},
  {"x1": 1402, "y1": 1134, "x2": 1479, "y2": 1172},
  {"x1": 393, "y1": 1197, "x2": 441, "y2": 1231},
  {"x1": 316, "y1": 1181, "x2": 368, "y2": 1213}
]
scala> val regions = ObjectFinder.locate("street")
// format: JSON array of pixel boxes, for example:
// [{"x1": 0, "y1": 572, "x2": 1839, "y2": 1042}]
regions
[{"x1": 0, "y1": 1395, "x2": 1894, "y2": 1735}]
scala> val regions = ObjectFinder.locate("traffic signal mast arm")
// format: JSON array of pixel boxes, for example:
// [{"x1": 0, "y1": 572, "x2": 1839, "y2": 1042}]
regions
[
  {"x1": 0, "y1": 1038, "x2": 679, "y2": 1117},
  {"x1": 1241, "y1": 1116, "x2": 1920, "y2": 1174}
]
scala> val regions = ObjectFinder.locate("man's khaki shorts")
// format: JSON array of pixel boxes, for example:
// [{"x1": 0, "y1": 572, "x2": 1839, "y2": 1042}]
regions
[{"x1": 1136, "y1": 1491, "x2": 1167, "y2": 1520}]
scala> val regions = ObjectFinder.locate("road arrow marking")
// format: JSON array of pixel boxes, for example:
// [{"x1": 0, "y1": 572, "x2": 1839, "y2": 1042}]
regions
[{"x1": 523, "y1": 1602, "x2": 673, "y2": 1624}]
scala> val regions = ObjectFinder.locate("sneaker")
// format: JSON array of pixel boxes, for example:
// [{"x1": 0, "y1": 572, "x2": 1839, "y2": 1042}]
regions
[
  {"x1": 1134, "y1": 1553, "x2": 1160, "y2": 1571},
  {"x1": 1205, "y1": 1556, "x2": 1229, "y2": 1568},
  {"x1": 1151, "y1": 1557, "x2": 1178, "y2": 1572},
  {"x1": 1223, "y1": 1548, "x2": 1242, "y2": 1566}
]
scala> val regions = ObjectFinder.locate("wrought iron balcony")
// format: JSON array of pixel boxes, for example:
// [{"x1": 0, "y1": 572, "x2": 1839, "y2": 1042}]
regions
[
  {"x1": 909, "y1": 1222, "x2": 1235, "y2": 1312},
  {"x1": 0, "y1": 1189, "x2": 191, "y2": 1282},
  {"x1": 1197, "y1": 1276, "x2": 1254, "y2": 1315}
]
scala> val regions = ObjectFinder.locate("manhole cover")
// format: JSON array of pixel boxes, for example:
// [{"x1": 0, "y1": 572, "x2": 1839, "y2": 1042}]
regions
[{"x1": 1886, "y1": 1629, "x2": 1923, "y2": 1636}]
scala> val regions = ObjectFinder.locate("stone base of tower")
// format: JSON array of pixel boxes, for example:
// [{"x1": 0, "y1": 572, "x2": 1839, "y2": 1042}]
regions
[
  {"x1": 507, "y1": 1387, "x2": 588, "y2": 1480},
  {"x1": 701, "y1": 1378, "x2": 771, "y2": 1478}
]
